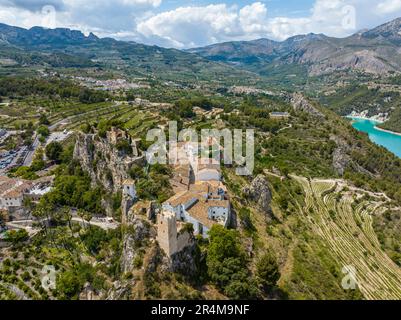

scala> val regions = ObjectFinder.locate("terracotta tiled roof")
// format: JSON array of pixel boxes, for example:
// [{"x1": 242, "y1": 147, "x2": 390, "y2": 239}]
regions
[
  {"x1": 123, "y1": 179, "x2": 135, "y2": 185},
  {"x1": 0, "y1": 177, "x2": 33, "y2": 201},
  {"x1": 187, "y1": 199, "x2": 230, "y2": 229},
  {"x1": 164, "y1": 180, "x2": 230, "y2": 229},
  {"x1": 166, "y1": 191, "x2": 197, "y2": 208}
]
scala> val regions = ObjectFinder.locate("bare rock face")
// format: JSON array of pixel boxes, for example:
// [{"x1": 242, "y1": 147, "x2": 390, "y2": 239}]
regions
[
  {"x1": 291, "y1": 93, "x2": 325, "y2": 119},
  {"x1": 330, "y1": 135, "x2": 376, "y2": 177},
  {"x1": 332, "y1": 147, "x2": 351, "y2": 176},
  {"x1": 73, "y1": 132, "x2": 145, "y2": 193},
  {"x1": 242, "y1": 175, "x2": 272, "y2": 214},
  {"x1": 121, "y1": 215, "x2": 151, "y2": 274},
  {"x1": 121, "y1": 194, "x2": 135, "y2": 222},
  {"x1": 106, "y1": 281, "x2": 132, "y2": 300},
  {"x1": 330, "y1": 136, "x2": 352, "y2": 176},
  {"x1": 308, "y1": 50, "x2": 396, "y2": 76},
  {"x1": 169, "y1": 242, "x2": 199, "y2": 279},
  {"x1": 79, "y1": 282, "x2": 100, "y2": 300}
]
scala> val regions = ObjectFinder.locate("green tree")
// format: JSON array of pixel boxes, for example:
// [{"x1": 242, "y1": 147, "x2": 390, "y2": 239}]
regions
[
  {"x1": 238, "y1": 207, "x2": 255, "y2": 232},
  {"x1": 256, "y1": 251, "x2": 280, "y2": 291},
  {"x1": 56, "y1": 270, "x2": 82, "y2": 300},
  {"x1": 46, "y1": 141, "x2": 63, "y2": 162},
  {"x1": 81, "y1": 227, "x2": 108, "y2": 254},
  {"x1": 37, "y1": 125, "x2": 50, "y2": 138},
  {"x1": 206, "y1": 225, "x2": 258, "y2": 299},
  {"x1": 116, "y1": 140, "x2": 132, "y2": 155},
  {"x1": 39, "y1": 114, "x2": 50, "y2": 125},
  {"x1": 5, "y1": 229, "x2": 29, "y2": 246}
]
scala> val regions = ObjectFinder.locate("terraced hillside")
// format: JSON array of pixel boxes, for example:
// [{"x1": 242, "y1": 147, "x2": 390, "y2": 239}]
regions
[{"x1": 294, "y1": 176, "x2": 401, "y2": 300}]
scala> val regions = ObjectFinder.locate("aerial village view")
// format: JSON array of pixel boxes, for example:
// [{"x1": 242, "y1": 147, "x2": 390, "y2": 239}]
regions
[{"x1": 0, "y1": 1, "x2": 401, "y2": 318}]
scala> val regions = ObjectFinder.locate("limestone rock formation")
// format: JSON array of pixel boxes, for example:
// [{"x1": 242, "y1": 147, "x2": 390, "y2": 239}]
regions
[
  {"x1": 73, "y1": 132, "x2": 145, "y2": 194},
  {"x1": 121, "y1": 215, "x2": 152, "y2": 274},
  {"x1": 242, "y1": 175, "x2": 272, "y2": 214},
  {"x1": 79, "y1": 282, "x2": 99, "y2": 300},
  {"x1": 291, "y1": 93, "x2": 325, "y2": 119},
  {"x1": 330, "y1": 136, "x2": 352, "y2": 176},
  {"x1": 170, "y1": 243, "x2": 201, "y2": 279},
  {"x1": 330, "y1": 135, "x2": 376, "y2": 177},
  {"x1": 106, "y1": 281, "x2": 132, "y2": 300},
  {"x1": 121, "y1": 194, "x2": 135, "y2": 221},
  {"x1": 73, "y1": 131, "x2": 144, "y2": 215}
]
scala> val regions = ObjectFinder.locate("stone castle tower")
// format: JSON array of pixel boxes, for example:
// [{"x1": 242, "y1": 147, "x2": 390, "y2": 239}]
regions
[
  {"x1": 156, "y1": 210, "x2": 193, "y2": 257},
  {"x1": 157, "y1": 211, "x2": 178, "y2": 257}
]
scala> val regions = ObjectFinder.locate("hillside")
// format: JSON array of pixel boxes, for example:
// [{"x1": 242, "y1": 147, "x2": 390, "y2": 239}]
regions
[
  {"x1": 1, "y1": 13, "x2": 401, "y2": 302},
  {"x1": 379, "y1": 108, "x2": 401, "y2": 133},
  {"x1": 189, "y1": 18, "x2": 401, "y2": 87},
  {"x1": 0, "y1": 23, "x2": 259, "y2": 85},
  {"x1": 1, "y1": 77, "x2": 401, "y2": 300}
]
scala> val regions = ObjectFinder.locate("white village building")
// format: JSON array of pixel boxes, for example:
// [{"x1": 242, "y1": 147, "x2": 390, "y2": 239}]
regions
[{"x1": 0, "y1": 176, "x2": 53, "y2": 211}]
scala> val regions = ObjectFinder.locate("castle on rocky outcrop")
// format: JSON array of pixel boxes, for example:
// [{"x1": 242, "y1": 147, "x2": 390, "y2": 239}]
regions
[{"x1": 157, "y1": 141, "x2": 231, "y2": 257}]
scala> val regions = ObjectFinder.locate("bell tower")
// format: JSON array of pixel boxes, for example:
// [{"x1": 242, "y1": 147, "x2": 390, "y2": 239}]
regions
[{"x1": 122, "y1": 179, "x2": 137, "y2": 200}]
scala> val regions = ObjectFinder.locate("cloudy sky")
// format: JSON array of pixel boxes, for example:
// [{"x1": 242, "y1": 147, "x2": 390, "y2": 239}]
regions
[{"x1": 0, "y1": 0, "x2": 401, "y2": 48}]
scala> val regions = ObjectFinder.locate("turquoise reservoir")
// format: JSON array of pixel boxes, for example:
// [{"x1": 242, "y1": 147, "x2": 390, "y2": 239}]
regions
[{"x1": 350, "y1": 118, "x2": 401, "y2": 158}]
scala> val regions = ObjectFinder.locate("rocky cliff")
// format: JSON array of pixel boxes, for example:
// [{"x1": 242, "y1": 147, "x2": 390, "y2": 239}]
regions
[
  {"x1": 121, "y1": 215, "x2": 153, "y2": 274},
  {"x1": 330, "y1": 135, "x2": 352, "y2": 176},
  {"x1": 242, "y1": 175, "x2": 274, "y2": 221},
  {"x1": 73, "y1": 132, "x2": 145, "y2": 193},
  {"x1": 291, "y1": 93, "x2": 325, "y2": 119}
]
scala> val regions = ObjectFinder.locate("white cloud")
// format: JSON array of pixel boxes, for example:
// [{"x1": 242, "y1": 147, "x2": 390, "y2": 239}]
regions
[
  {"x1": 377, "y1": 0, "x2": 401, "y2": 14},
  {"x1": 239, "y1": 2, "x2": 269, "y2": 33},
  {"x1": 136, "y1": 0, "x2": 401, "y2": 48},
  {"x1": 137, "y1": 4, "x2": 241, "y2": 48},
  {"x1": 63, "y1": 0, "x2": 161, "y2": 9},
  {"x1": 137, "y1": 1, "x2": 361, "y2": 47},
  {"x1": 0, "y1": 0, "x2": 162, "y2": 35}
]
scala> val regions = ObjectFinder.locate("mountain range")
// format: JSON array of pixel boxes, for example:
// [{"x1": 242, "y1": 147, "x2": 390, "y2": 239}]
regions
[
  {"x1": 1, "y1": 18, "x2": 401, "y2": 85},
  {"x1": 189, "y1": 18, "x2": 401, "y2": 78},
  {"x1": 0, "y1": 22, "x2": 256, "y2": 85}
]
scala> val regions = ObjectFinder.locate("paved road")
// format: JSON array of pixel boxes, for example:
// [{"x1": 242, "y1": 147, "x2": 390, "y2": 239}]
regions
[
  {"x1": 71, "y1": 217, "x2": 119, "y2": 230},
  {"x1": 5, "y1": 220, "x2": 40, "y2": 236},
  {"x1": 23, "y1": 135, "x2": 39, "y2": 167},
  {"x1": 7, "y1": 216, "x2": 119, "y2": 232}
]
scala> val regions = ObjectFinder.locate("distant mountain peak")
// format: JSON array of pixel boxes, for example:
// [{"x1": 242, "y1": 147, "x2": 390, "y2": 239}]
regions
[
  {"x1": 0, "y1": 23, "x2": 99, "y2": 47},
  {"x1": 361, "y1": 17, "x2": 401, "y2": 41}
]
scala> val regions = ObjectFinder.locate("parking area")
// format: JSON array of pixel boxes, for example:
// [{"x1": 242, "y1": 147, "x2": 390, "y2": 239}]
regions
[
  {"x1": 46, "y1": 130, "x2": 72, "y2": 146},
  {"x1": 0, "y1": 147, "x2": 27, "y2": 171}
]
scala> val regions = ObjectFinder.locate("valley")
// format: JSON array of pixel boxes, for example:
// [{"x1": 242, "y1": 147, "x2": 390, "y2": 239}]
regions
[{"x1": 0, "y1": 15, "x2": 401, "y2": 302}]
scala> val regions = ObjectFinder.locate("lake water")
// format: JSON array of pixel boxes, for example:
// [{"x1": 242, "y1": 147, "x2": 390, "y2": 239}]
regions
[{"x1": 350, "y1": 118, "x2": 401, "y2": 158}]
